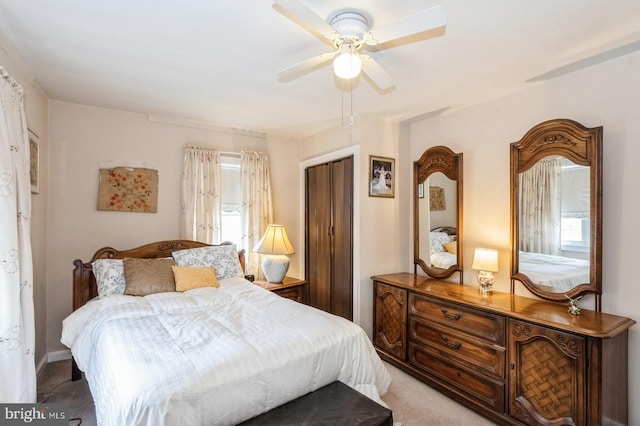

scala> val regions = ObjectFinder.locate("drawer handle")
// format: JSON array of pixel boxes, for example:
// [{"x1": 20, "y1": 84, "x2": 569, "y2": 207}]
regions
[
  {"x1": 440, "y1": 308, "x2": 460, "y2": 321},
  {"x1": 441, "y1": 335, "x2": 461, "y2": 350}
]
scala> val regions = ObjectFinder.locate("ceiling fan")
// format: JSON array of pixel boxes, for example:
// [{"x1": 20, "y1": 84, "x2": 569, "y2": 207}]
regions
[{"x1": 273, "y1": 1, "x2": 447, "y2": 90}]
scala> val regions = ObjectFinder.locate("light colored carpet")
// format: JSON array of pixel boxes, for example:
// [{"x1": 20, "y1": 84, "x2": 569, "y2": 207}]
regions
[
  {"x1": 37, "y1": 360, "x2": 95, "y2": 426},
  {"x1": 381, "y1": 362, "x2": 497, "y2": 425},
  {"x1": 37, "y1": 359, "x2": 496, "y2": 425}
]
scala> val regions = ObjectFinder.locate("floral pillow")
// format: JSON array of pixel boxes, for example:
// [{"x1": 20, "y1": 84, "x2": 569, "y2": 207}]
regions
[
  {"x1": 430, "y1": 231, "x2": 453, "y2": 254},
  {"x1": 172, "y1": 244, "x2": 243, "y2": 280},
  {"x1": 92, "y1": 259, "x2": 126, "y2": 298}
]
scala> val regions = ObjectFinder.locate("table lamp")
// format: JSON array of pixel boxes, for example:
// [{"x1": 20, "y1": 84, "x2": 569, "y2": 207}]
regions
[
  {"x1": 472, "y1": 248, "x2": 498, "y2": 295},
  {"x1": 252, "y1": 224, "x2": 295, "y2": 283}
]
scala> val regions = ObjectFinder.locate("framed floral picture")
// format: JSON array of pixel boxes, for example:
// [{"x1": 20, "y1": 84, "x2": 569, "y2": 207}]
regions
[
  {"x1": 369, "y1": 155, "x2": 395, "y2": 198},
  {"x1": 28, "y1": 129, "x2": 39, "y2": 193},
  {"x1": 97, "y1": 167, "x2": 159, "y2": 212}
]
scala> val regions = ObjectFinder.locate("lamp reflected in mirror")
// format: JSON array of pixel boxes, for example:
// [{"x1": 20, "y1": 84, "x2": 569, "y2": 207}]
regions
[{"x1": 472, "y1": 248, "x2": 498, "y2": 295}]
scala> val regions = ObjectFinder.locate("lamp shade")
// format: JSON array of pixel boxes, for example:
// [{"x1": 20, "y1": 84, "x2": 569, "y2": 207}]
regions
[
  {"x1": 252, "y1": 224, "x2": 295, "y2": 255},
  {"x1": 471, "y1": 248, "x2": 498, "y2": 272}
]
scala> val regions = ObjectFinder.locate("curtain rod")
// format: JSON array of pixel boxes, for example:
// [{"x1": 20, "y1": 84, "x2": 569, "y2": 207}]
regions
[{"x1": 185, "y1": 145, "x2": 267, "y2": 158}]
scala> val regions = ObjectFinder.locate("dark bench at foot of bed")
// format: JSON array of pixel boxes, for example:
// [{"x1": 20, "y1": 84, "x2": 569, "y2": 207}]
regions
[{"x1": 238, "y1": 381, "x2": 393, "y2": 426}]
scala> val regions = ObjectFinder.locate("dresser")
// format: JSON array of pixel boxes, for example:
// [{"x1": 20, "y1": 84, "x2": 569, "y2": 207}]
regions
[{"x1": 372, "y1": 273, "x2": 635, "y2": 425}]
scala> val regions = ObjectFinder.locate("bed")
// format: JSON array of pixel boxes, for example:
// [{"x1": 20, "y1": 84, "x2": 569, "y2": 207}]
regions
[
  {"x1": 429, "y1": 226, "x2": 458, "y2": 269},
  {"x1": 518, "y1": 250, "x2": 590, "y2": 291},
  {"x1": 61, "y1": 240, "x2": 391, "y2": 426}
]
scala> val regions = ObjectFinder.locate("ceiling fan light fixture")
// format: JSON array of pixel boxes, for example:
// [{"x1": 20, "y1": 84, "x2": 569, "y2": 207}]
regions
[{"x1": 333, "y1": 50, "x2": 362, "y2": 80}]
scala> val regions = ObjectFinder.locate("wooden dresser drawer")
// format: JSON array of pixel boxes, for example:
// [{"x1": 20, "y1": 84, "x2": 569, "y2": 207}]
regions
[
  {"x1": 409, "y1": 342, "x2": 505, "y2": 412},
  {"x1": 409, "y1": 293, "x2": 505, "y2": 345},
  {"x1": 272, "y1": 286, "x2": 304, "y2": 302},
  {"x1": 409, "y1": 317, "x2": 506, "y2": 378}
]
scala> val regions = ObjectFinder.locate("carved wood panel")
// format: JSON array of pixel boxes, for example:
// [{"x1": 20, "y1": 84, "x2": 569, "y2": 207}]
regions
[
  {"x1": 374, "y1": 282, "x2": 407, "y2": 361},
  {"x1": 508, "y1": 318, "x2": 585, "y2": 425}
]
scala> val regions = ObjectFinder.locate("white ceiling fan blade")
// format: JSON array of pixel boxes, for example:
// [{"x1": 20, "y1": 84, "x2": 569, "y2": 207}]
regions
[
  {"x1": 277, "y1": 52, "x2": 336, "y2": 81},
  {"x1": 360, "y1": 55, "x2": 395, "y2": 90},
  {"x1": 366, "y1": 5, "x2": 447, "y2": 45},
  {"x1": 273, "y1": 0, "x2": 337, "y2": 41}
]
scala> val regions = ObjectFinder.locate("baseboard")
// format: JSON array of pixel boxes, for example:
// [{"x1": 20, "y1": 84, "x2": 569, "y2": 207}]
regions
[
  {"x1": 36, "y1": 350, "x2": 72, "y2": 375},
  {"x1": 47, "y1": 349, "x2": 72, "y2": 363},
  {"x1": 36, "y1": 354, "x2": 48, "y2": 376},
  {"x1": 35, "y1": 350, "x2": 72, "y2": 379}
]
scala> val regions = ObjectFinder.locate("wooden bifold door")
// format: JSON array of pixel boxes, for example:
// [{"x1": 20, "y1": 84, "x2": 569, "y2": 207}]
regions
[{"x1": 305, "y1": 156, "x2": 353, "y2": 320}]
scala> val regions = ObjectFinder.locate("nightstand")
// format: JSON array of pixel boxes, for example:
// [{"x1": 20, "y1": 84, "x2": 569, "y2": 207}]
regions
[{"x1": 253, "y1": 276, "x2": 308, "y2": 304}]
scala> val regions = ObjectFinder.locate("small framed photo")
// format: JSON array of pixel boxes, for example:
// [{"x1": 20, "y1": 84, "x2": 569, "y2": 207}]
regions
[
  {"x1": 28, "y1": 129, "x2": 39, "y2": 194},
  {"x1": 369, "y1": 155, "x2": 395, "y2": 198}
]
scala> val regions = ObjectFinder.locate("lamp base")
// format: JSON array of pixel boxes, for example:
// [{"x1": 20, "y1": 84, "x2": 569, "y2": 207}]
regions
[
  {"x1": 477, "y1": 271, "x2": 495, "y2": 296},
  {"x1": 261, "y1": 254, "x2": 290, "y2": 283}
]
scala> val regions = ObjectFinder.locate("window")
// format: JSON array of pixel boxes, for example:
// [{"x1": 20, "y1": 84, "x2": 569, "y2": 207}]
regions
[
  {"x1": 220, "y1": 155, "x2": 242, "y2": 245},
  {"x1": 560, "y1": 161, "x2": 589, "y2": 252}
]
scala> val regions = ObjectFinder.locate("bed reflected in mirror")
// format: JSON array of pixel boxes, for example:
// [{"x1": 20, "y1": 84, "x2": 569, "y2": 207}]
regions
[
  {"x1": 414, "y1": 146, "x2": 463, "y2": 280},
  {"x1": 511, "y1": 118, "x2": 602, "y2": 306},
  {"x1": 517, "y1": 156, "x2": 590, "y2": 293}
]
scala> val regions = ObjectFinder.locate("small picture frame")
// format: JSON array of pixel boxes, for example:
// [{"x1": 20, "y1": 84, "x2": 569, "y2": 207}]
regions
[
  {"x1": 28, "y1": 129, "x2": 39, "y2": 194},
  {"x1": 369, "y1": 155, "x2": 395, "y2": 198},
  {"x1": 418, "y1": 183, "x2": 424, "y2": 198}
]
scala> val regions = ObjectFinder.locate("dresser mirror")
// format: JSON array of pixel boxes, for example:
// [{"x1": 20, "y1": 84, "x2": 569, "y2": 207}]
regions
[
  {"x1": 510, "y1": 118, "x2": 602, "y2": 307},
  {"x1": 414, "y1": 146, "x2": 463, "y2": 280}
]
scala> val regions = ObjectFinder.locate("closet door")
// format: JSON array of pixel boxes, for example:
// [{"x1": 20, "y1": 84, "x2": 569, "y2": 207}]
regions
[
  {"x1": 306, "y1": 163, "x2": 332, "y2": 312},
  {"x1": 305, "y1": 156, "x2": 353, "y2": 320},
  {"x1": 330, "y1": 158, "x2": 353, "y2": 319}
]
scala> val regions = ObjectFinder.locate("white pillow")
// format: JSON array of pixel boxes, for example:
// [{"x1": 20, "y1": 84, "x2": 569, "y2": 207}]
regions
[
  {"x1": 430, "y1": 231, "x2": 452, "y2": 254},
  {"x1": 172, "y1": 244, "x2": 243, "y2": 280},
  {"x1": 92, "y1": 259, "x2": 126, "y2": 298}
]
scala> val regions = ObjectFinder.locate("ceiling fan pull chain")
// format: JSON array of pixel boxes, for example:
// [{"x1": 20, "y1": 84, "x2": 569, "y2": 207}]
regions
[
  {"x1": 349, "y1": 79, "x2": 354, "y2": 126},
  {"x1": 341, "y1": 78, "x2": 345, "y2": 132}
]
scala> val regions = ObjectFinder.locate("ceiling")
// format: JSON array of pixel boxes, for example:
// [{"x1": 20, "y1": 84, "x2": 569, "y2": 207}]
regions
[{"x1": 1, "y1": 1, "x2": 639, "y2": 139}]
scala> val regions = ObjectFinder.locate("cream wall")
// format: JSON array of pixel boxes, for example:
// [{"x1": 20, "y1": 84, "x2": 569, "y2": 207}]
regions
[
  {"x1": 46, "y1": 101, "x2": 302, "y2": 354},
  {"x1": 299, "y1": 115, "x2": 403, "y2": 335},
  {"x1": 401, "y1": 50, "x2": 640, "y2": 422},
  {"x1": 0, "y1": 39, "x2": 49, "y2": 368}
]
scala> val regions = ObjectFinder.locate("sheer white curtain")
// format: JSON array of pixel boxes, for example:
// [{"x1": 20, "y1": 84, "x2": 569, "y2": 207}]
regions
[
  {"x1": 181, "y1": 145, "x2": 222, "y2": 243},
  {"x1": 0, "y1": 67, "x2": 36, "y2": 402},
  {"x1": 240, "y1": 151, "x2": 273, "y2": 277},
  {"x1": 519, "y1": 156, "x2": 562, "y2": 255}
]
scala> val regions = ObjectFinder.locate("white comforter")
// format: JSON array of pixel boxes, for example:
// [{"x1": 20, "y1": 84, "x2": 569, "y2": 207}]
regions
[
  {"x1": 61, "y1": 278, "x2": 391, "y2": 426},
  {"x1": 519, "y1": 251, "x2": 590, "y2": 291},
  {"x1": 430, "y1": 251, "x2": 457, "y2": 269}
]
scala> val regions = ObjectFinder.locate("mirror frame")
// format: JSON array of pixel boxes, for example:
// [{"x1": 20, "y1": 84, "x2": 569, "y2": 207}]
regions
[
  {"x1": 510, "y1": 118, "x2": 602, "y2": 305},
  {"x1": 414, "y1": 146, "x2": 463, "y2": 280}
]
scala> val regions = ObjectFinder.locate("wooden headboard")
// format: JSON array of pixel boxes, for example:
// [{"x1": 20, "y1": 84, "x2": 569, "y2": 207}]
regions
[{"x1": 72, "y1": 240, "x2": 246, "y2": 311}]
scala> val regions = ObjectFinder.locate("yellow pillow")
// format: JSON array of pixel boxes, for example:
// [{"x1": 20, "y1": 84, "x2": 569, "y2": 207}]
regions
[
  {"x1": 172, "y1": 266, "x2": 220, "y2": 291},
  {"x1": 443, "y1": 241, "x2": 457, "y2": 254}
]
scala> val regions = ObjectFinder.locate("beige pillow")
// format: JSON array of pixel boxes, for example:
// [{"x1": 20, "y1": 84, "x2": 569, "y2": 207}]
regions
[
  {"x1": 443, "y1": 241, "x2": 457, "y2": 254},
  {"x1": 172, "y1": 266, "x2": 220, "y2": 291},
  {"x1": 123, "y1": 258, "x2": 176, "y2": 296}
]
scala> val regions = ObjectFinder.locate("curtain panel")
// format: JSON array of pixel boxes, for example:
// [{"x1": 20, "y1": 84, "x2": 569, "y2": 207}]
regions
[
  {"x1": 241, "y1": 151, "x2": 273, "y2": 277},
  {"x1": 0, "y1": 67, "x2": 36, "y2": 402},
  {"x1": 518, "y1": 156, "x2": 562, "y2": 255},
  {"x1": 181, "y1": 145, "x2": 222, "y2": 243}
]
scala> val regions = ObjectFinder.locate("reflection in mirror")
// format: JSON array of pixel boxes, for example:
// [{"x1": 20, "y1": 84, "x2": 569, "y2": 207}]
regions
[
  {"x1": 419, "y1": 173, "x2": 458, "y2": 268},
  {"x1": 414, "y1": 146, "x2": 463, "y2": 280},
  {"x1": 517, "y1": 156, "x2": 590, "y2": 293},
  {"x1": 511, "y1": 118, "x2": 602, "y2": 307}
]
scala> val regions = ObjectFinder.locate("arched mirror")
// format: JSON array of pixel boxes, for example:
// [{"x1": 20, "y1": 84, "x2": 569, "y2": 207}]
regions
[
  {"x1": 511, "y1": 118, "x2": 602, "y2": 307},
  {"x1": 414, "y1": 146, "x2": 463, "y2": 280}
]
